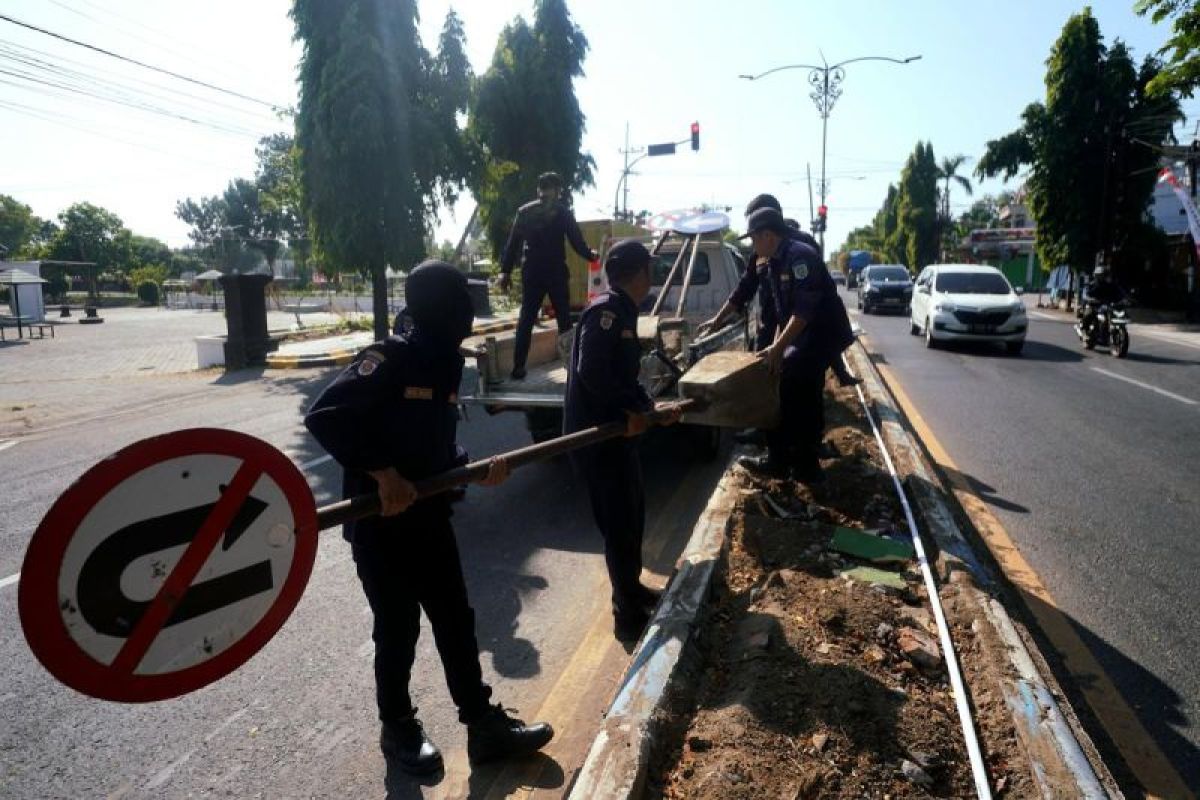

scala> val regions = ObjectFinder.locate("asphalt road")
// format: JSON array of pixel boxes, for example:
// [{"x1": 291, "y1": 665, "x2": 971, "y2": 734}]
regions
[
  {"x1": 0, "y1": 362, "x2": 728, "y2": 798},
  {"x1": 845, "y1": 288, "x2": 1200, "y2": 788}
]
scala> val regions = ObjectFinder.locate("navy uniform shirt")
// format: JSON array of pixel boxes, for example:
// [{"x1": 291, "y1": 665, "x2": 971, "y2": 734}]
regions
[
  {"x1": 564, "y1": 287, "x2": 652, "y2": 433},
  {"x1": 728, "y1": 229, "x2": 821, "y2": 337},
  {"x1": 500, "y1": 200, "x2": 593, "y2": 278},
  {"x1": 767, "y1": 237, "x2": 838, "y2": 360},
  {"x1": 304, "y1": 332, "x2": 464, "y2": 538}
]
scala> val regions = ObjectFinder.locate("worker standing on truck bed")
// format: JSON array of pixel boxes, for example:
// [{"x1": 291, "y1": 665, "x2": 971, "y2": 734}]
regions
[
  {"x1": 304, "y1": 261, "x2": 554, "y2": 777},
  {"x1": 565, "y1": 240, "x2": 682, "y2": 640},
  {"x1": 499, "y1": 172, "x2": 598, "y2": 380}
]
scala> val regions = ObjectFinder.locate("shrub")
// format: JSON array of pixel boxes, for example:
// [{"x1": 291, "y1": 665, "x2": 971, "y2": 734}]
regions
[{"x1": 137, "y1": 280, "x2": 159, "y2": 306}]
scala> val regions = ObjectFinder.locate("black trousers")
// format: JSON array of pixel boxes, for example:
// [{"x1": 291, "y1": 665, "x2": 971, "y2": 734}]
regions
[
  {"x1": 513, "y1": 267, "x2": 572, "y2": 371},
  {"x1": 574, "y1": 438, "x2": 645, "y2": 616},
  {"x1": 350, "y1": 512, "x2": 492, "y2": 725},
  {"x1": 765, "y1": 354, "x2": 826, "y2": 471}
]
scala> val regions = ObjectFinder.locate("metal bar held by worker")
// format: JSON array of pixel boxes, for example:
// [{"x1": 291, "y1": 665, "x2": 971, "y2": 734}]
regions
[{"x1": 315, "y1": 400, "x2": 695, "y2": 531}]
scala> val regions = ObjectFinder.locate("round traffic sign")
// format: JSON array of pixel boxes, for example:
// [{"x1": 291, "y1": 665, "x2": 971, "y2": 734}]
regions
[{"x1": 19, "y1": 429, "x2": 319, "y2": 702}]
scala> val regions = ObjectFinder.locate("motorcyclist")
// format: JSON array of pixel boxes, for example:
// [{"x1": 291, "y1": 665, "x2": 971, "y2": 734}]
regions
[{"x1": 1080, "y1": 266, "x2": 1125, "y2": 337}]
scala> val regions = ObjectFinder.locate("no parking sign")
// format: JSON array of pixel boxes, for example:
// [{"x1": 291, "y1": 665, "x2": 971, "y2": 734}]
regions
[{"x1": 19, "y1": 429, "x2": 319, "y2": 702}]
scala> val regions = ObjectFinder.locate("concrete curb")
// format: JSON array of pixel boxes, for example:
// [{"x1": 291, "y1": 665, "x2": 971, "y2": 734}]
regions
[
  {"x1": 845, "y1": 344, "x2": 1114, "y2": 798},
  {"x1": 264, "y1": 318, "x2": 518, "y2": 369},
  {"x1": 567, "y1": 465, "x2": 741, "y2": 800}
]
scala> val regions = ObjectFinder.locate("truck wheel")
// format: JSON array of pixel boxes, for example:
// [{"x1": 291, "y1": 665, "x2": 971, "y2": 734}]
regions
[{"x1": 525, "y1": 408, "x2": 564, "y2": 444}]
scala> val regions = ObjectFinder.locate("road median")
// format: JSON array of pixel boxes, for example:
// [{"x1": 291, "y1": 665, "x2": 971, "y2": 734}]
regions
[{"x1": 568, "y1": 345, "x2": 1118, "y2": 798}]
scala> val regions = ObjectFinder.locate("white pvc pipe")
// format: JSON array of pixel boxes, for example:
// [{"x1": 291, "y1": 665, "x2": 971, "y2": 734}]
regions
[{"x1": 854, "y1": 384, "x2": 994, "y2": 799}]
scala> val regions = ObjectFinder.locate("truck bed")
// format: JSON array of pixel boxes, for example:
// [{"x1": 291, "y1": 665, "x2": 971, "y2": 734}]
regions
[{"x1": 472, "y1": 362, "x2": 568, "y2": 407}]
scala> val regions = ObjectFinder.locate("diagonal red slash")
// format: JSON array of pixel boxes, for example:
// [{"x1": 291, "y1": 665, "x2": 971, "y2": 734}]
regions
[{"x1": 110, "y1": 459, "x2": 264, "y2": 675}]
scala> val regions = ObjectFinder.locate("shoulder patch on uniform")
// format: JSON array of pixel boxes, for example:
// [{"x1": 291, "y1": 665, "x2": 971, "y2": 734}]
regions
[
  {"x1": 356, "y1": 359, "x2": 379, "y2": 377},
  {"x1": 404, "y1": 386, "x2": 434, "y2": 401},
  {"x1": 792, "y1": 262, "x2": 809, "y2": 281},
  {"x1": 599, "y1": 310, "x2": 616, "y2": 330}
]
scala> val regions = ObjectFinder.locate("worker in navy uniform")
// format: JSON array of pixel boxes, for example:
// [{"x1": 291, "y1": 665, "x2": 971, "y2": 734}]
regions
[
  {"x1": 305, "y1": 261, "x2": 553, "y2": 776},
  {"x1": 741, "y1": 207, "x2": 838, "y2": 483},
  {"x1": 499, "y1": 172, "x2": 598, "y2": 380},
  {"x1": 565, "y1": 240, "x2": 682, "y2": 639}
]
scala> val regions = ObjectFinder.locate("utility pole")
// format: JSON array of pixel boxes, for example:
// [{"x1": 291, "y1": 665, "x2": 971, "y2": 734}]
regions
[
  {"x1": 806, "y1": 163, "x2": 815, "y2": 230},
  {"x1": 740, "y1": 54, "x2": 921, "y2": 250}
]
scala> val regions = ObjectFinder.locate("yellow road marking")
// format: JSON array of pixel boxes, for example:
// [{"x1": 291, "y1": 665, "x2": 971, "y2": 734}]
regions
[{"x1": 870, "y1": 353, "x2": 1193, "y2": 800}]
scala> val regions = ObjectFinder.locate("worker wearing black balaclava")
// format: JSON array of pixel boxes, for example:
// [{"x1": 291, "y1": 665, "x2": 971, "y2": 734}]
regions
[{"x1": 305, "y1": 260, "x2": 554, "y2": 775}]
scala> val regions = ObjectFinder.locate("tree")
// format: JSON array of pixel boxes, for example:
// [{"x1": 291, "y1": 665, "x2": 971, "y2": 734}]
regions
[
  {"x1": 937, "y1": 154, "x2": 973, "y2": 257},
  {"x1": 293, "y1": 1, "x2": 474, "y2": 339},
  {"x1": 978, "y1": 10, "x2": 1180, "y2": 285},
  {"x1": 47, "y1": 202, "x2": 132, "y2": 271},
  {"x1": 468, "y1": 0, "x2": 594, "y2": 262},
  {"x1": 1136, "y1": 0, "x2": 1200, "y2": 97},
  {"x1": 892, "y1": 142, "x2": 940, "y2": 270},
  {"x1": 0, "y1": 195, "x2": 38, "y2": 258},
  {"x1": 129, "y1": 234, "x2": 171, "y2": 269}
]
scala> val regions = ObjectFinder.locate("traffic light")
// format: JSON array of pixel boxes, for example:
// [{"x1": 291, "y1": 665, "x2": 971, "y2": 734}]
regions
[
  {"x1": 690, "y1": 121, "x2": 700, "y2": 151},
  {"x1": 815, "y1": 204, "x2": 828, "y2": 233}
]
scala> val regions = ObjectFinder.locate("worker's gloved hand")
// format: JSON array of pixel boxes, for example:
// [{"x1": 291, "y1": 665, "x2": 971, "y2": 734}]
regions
[
  {"x1": 477, "y1": 455, "x2": 510, "y2": 487},
  {"x1": 624, "y1": 410, "x2": 650, "y2": 438},
  {"x1": 368, "y1": 467, "x2": 418, "y2": 516},
  {"x1": 654, "y1": 402, "x2": 684, "y2": 426},
  {"x1": 498, "y1": 273, "x2": 512, "y2": 293}
]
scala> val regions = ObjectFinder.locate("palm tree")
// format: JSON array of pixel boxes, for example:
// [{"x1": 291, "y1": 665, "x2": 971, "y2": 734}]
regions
[{"x1": 938, "y1": 154, "x2": 973, "y2": 258}]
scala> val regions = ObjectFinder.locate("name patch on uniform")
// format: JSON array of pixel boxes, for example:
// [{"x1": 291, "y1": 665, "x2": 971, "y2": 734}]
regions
[
  {"x1": 792, "y1": 262, "x2": 810, "y2": 280},
  {"x1": 448, "y1": 392, "x2": 458, "y2": 403},
  {"x1": 599, "y1": 310, "x2": 616, "y2": 330},
  {"x1": 621, "y1": 329, "x2": 635, "y2": 339},
  {"x1": 356, "y1": 351, "x2": 384, "y2": 377},
  {"x1": 404, "y1": 386, "x2": 434, "y2": 400}
]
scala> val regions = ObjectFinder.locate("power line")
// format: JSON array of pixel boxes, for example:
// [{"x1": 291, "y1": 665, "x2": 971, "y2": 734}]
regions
[
  {"x1": 0, "y1": 68, "x2": 263, "y2": 137},
  {"x1": 0, "y1": 96, "x2": 250, "y2": 170},
  {"x1": 0, "y1": 39, "x2": 281, "y2": 126},
  {"x1": 0, "y1": 11, "x2": 284, "y2": 110},
  {"x1": 45, "y1": 0, "x2": 280, "y2": 98}
]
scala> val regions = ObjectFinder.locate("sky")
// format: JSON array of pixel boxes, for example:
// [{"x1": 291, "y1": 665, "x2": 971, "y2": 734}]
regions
[{"x1": 2, "y1": 0, "x2": 1196, "y2": 256}]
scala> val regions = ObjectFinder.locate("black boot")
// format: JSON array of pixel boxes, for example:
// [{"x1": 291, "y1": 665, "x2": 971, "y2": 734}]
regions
[
  {"x1": 381, "y1": 715, "x2": 443, "y2": 776},
  {"x1": 510, "y1": 366, "x2": 527, "y2": 380},
  {"x1": 733, "y1": 427, "x2": 767, "y2": 446},
  {"x1": 612, "y1": 606, "x2": 651, "y2": 642},
  {"x1": 737, "y1": 453, "x2": 791, "y2": 479},
  {"x1": 466, "y1": 704, "x2": 554, "y2": 764}
]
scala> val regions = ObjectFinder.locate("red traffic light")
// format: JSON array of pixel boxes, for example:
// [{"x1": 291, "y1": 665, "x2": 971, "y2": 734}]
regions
[{"x1": 690, "y1": 121, "x2": 700, "y2": 151}]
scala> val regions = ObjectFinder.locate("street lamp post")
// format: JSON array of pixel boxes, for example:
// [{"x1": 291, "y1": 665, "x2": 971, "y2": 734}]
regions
[{"x1": 740, "y1": 54, "x2": 921, "y2": 250}]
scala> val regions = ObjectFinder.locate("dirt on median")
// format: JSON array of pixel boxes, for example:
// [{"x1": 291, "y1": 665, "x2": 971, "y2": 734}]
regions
[{"x1": 646, "y1": 377, "x2": 1038, "y2": 799}]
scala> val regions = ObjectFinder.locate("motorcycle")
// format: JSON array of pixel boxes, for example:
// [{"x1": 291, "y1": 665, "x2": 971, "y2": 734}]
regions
[{"x1": 1075, "y1": 301, "x2": 1130, "y2": 358}]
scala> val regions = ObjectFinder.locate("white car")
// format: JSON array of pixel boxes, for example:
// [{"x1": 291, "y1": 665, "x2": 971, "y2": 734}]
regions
[{"x1": 909, "y1": 264, "x2": 1027, "y2": 355}]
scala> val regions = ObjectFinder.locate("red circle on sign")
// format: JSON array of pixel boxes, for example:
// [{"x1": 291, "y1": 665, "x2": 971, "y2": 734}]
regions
[{"x1": 19, "y1": 428, "x2": 319, "y2": 702}]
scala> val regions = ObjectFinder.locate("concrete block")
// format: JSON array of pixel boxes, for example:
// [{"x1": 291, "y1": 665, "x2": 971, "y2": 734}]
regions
[{"x1": 678, "y1": 351, "x2": 779, "y2": 429}]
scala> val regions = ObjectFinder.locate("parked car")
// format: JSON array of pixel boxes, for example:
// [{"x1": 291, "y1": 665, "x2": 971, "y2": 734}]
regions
[
  {"x1": 856, "y1": 264, "x2": 912, "y2": 314},
  {"x1": 909, "y1": 264, "x2": 1027, "y2": 355},
  {"x1": 830, "y1": 269, "x2": 847, "y2": 286}
]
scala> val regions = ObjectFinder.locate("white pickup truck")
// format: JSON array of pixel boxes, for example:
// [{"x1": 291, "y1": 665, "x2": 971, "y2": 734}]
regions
[{"x1": 462, "y1": 212, "x2": 754, "y2": 453}]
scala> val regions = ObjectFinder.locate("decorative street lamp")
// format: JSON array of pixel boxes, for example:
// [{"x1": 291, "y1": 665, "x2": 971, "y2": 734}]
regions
[{"x1": 740, "y1": 54, "x2": 921, "y2": 250}]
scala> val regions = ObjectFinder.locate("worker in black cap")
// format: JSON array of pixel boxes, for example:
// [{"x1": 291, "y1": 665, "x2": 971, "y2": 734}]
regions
[
  {"x1": 739, "y1": 208, "x2": 838, "y2": 483},
  {"x1": 500, "y1": 172, "x2": 598, "y2": 380},
  {"x1": 565, "y1": 239, "x2": 682, "y2": 639},
  {"x1": 305, "y1": 260, "x2": 554, "y2": 776}
]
